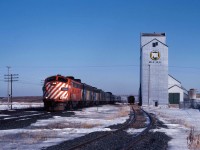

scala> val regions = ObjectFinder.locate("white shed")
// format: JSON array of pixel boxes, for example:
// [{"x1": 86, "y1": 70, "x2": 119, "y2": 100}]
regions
[{"x1": 168, "y1": 74, "x2": 188, "y2": 104}]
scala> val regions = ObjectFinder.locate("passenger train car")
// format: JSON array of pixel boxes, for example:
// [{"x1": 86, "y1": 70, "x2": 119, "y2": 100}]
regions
[{"x1": 42, "y1": 74, "x2": 119, "y2": 111}]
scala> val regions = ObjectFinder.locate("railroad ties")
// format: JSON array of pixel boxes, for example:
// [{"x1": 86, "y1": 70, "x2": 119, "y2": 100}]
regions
[{"x1": 124, "y1": 106, "x2": 154, "y2": 150}]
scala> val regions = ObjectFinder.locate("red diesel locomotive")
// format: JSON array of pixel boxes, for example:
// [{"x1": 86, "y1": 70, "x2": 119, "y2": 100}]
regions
[{"x1": 42, "y1": 74, "x2": 119, "y2": 111}]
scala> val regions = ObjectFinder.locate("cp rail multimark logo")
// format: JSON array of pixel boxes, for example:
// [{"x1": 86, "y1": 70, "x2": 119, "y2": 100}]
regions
[{"x1": 150, "y1": 51, "x2": 160, "y2": 60}]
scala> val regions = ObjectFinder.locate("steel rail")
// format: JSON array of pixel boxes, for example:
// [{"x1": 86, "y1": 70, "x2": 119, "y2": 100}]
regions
[
  {"x1": 66, "y1": 105, "x2": 136, "y2": 150},
  {"x1": 123, "y1": 108, "x2": 154, "y2": 150}
]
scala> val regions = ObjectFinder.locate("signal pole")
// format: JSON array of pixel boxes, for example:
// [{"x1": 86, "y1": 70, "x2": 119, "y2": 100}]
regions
[{"x1": 4, "y1": 69, "x2": 19, "y2": 110}]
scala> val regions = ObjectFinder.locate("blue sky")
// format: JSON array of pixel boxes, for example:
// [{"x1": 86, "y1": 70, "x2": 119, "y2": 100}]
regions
[{"x1": 0, "y1": 0, "x2": 200, "y2": 96}]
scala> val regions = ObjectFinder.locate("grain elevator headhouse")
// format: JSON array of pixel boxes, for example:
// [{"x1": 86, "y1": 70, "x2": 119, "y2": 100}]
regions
[{"x1": 139, "y1": 33, "x2": 168, "y2": 106}]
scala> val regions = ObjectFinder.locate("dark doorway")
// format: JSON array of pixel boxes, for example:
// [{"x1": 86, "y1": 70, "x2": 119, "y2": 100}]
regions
[{"x1": 169, "y1": 93, "x2": 180, "y2": 104}]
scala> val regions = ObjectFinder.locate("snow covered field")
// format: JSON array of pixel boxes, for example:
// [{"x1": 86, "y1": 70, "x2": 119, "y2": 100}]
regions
[
  {"x1": 144, "y1": 106, "x2": 200, "y2": 150},
  {"x1": 2, "y1": 103, "x2": 199, "y2": 150},
  {"x1": 0, "y1": 104, "x2": 130, "y2": 150},
  {"x1": 0, "y1": 102, "x2": 43, "y2": 110}
]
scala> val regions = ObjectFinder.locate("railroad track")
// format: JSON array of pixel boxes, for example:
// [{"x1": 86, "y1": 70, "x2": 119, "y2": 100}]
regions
[
  {"x1": 124, "y1": 108, "x2": 154, "y2": 150},
  {"x1": 0, "y1": 108, "x2": 74, "y2": 130},
  {"x1": 65, "y1": 105, "x2": 136, "y2": 150},
  {"x1": 65, "y1": 105, "x2": 154, "y2": 150}
]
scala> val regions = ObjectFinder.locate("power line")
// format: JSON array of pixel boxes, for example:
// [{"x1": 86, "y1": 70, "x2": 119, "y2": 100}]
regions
[
  {"x1": 0, "y1": 65, "x2": 139, "y2": 69},
  {"x1": 1, "y1": 64, "x2": 200, "y2": 70},
  {"x1": 17, "y1": 81, "x2": 41, "y2": 86}
]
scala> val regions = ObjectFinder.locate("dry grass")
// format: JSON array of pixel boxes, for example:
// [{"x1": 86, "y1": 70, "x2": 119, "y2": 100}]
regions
[
  {"x1": 79, "y1": 122, "x2": 100, "y2": 128},
  {"x1": 31, "y1": 122, "x2": 101, "y2": 130},
  {"x1": 0, "y1": 121, "x2": 101, "y2": 146},
  {"x1": 157, "y1": 114, "x2": 200, "y2": 149},
  {"x1": 106, "y1": 106, "x2": 130, "y2": 120},
  {"x1": 0, "y1": 132, "x2": 49, "y2": 144},
  {"x1": 187, "y1": 127, "x2": 200, "y2": 150}
]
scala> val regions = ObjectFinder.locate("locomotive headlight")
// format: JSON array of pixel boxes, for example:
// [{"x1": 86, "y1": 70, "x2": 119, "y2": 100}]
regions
[
  {"x1": 52, "y1": 82, "x2": 57, "y2": 85},
  {"x1": 45, "y1": 97, "x2": 48, "y2": 99}
]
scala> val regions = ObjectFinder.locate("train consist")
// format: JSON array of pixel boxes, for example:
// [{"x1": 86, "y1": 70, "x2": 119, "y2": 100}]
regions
[{"x1": 42, "y1": 74, "x2": 121, "y2": 111}]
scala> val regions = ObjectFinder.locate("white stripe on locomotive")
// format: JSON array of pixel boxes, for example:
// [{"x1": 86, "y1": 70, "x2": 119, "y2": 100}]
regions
[
  {"x1": 45, "y1": 82, "x2": 59, "y2": 98},
  {"x1": 54, "y1": 83, "x2": 67, "y2": 99},
  {"x1": 60, "y1": 91, "x2": 68, "y2": 99},
  {"x1": 48, "y1": 82, "x2": 63, "y2": 98},
  {"x1": 49, "y1": 83, "x2": 66, "y2": 99}
]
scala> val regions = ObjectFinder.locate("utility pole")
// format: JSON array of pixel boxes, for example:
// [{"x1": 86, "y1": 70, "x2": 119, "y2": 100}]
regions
[
  {"x1": 4, "y1": 70, "x2": 19, "y2": 110},
  {"x1": 10, "y1": 74, "x2": 19, "y2": 110},
  {"x1": 6, "y1": 66, "x2": 11, "y2": 105}
]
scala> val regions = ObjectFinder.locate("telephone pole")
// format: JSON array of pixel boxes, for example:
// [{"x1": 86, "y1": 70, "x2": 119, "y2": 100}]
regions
[
  {"x1": 4, "y1": 69, "x2": 19, "y2": 109},
  {"x1": 6, "y1": 66, "x2": 11, "y2": 104}
]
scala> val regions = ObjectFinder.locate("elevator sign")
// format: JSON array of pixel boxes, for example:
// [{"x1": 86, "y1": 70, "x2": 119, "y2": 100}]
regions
[
  {"x1": 149, "y1": 50, "x2": 161, "y2": 63},
  {"x1": 150, "y1": 51, "x2": 160, "y2": 60}
]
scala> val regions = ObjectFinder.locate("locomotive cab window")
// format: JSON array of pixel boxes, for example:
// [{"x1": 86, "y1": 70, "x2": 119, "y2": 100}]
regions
[
  {"x1": 45, "y1": 77, "x2": 56, "y2": 83},
  {"x1": 58, "y1": 77, "x2": 68, "y2": 83}
]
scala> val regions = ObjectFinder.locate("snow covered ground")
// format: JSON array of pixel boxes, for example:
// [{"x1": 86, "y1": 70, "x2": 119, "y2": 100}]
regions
[
  {"x1": 144, "y1": 106, "x2": 200, "y2": 150},
  {"x1": 2, "y1": 103, "x2": 199, "y2": 150},
  {"x1": 0, "y1": 102, "x2": 43, "y2": 110},
  {"x1": 0, "y1": 104, "x2": 130, "y2": 150}
]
